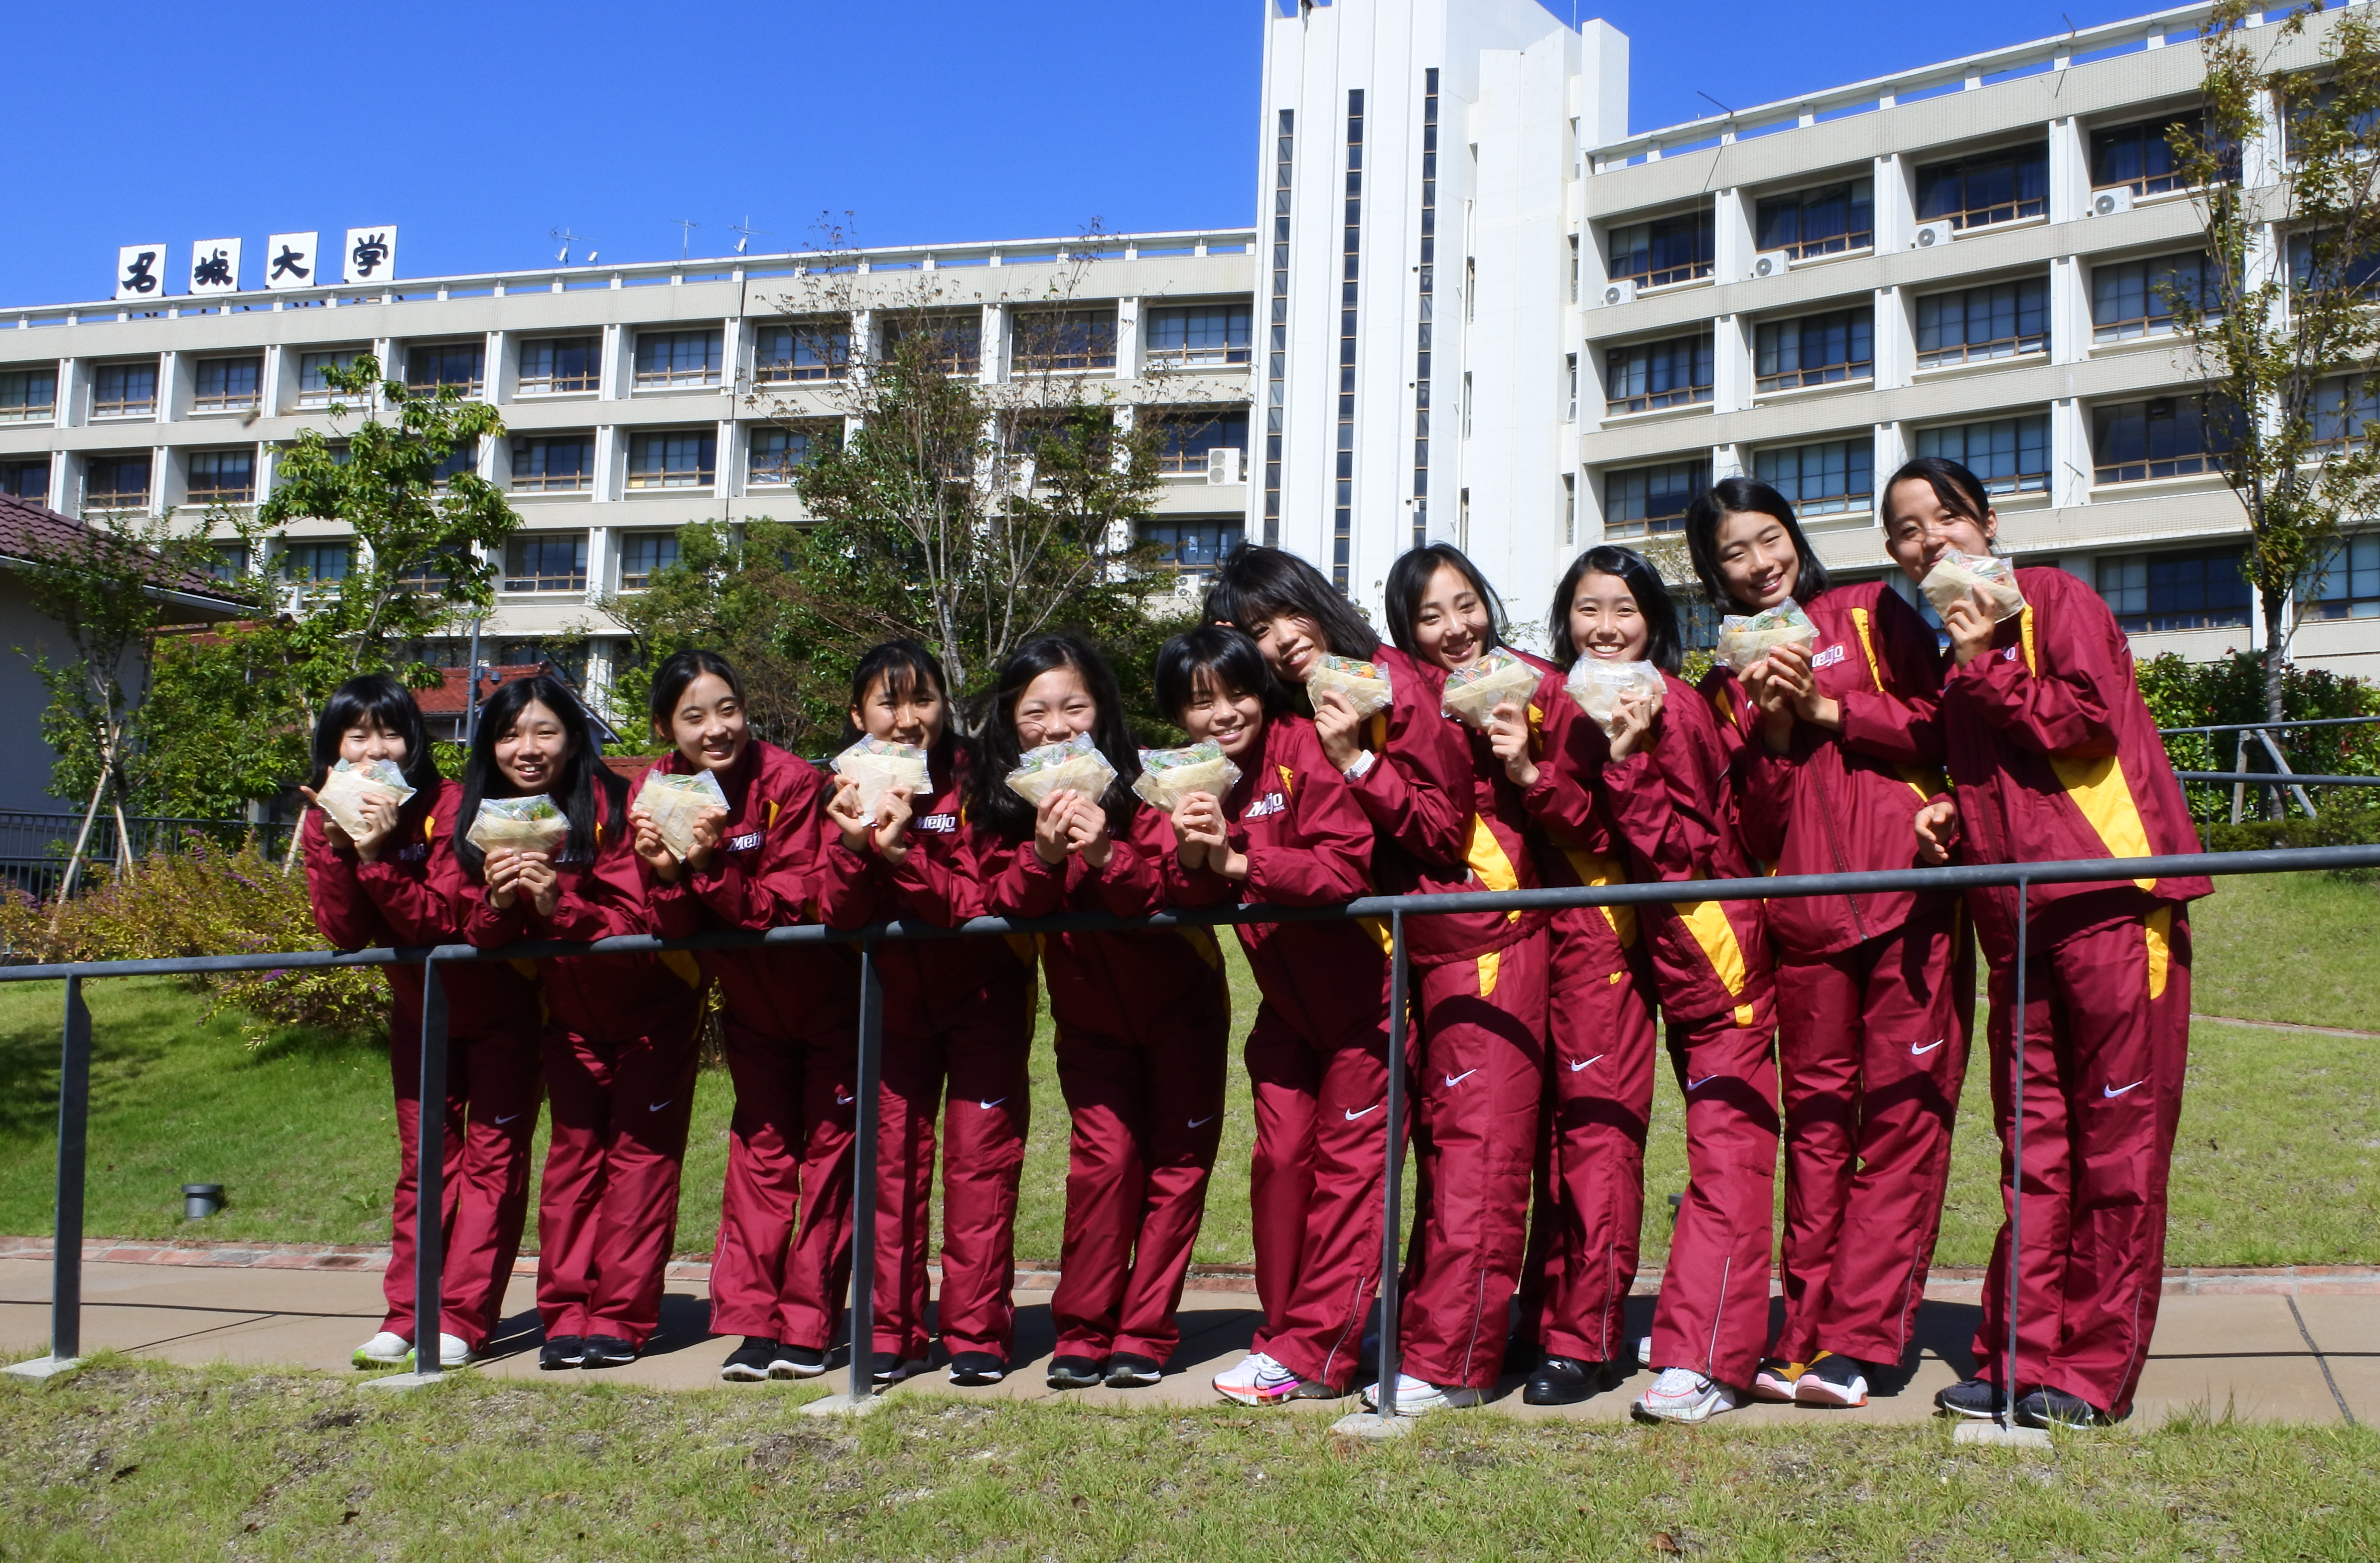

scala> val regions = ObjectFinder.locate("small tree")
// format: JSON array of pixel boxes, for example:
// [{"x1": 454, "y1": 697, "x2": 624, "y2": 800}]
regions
[{"x1": 2171, "y1": 0, "x2": 2380, "y2": 721}]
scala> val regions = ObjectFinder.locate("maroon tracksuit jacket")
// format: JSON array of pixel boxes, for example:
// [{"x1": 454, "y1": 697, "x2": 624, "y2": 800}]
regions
[
  {"x1": 1940, "y1": 565, "x2": 2209, "y2": 1418},
  {"x1": 302, "y1": 783, "x2": 541, "y2": 1351}
]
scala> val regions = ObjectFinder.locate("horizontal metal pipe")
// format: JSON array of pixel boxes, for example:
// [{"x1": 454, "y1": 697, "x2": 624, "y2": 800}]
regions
[
  {"x1": 2161, "y1": 714, "x2": 2380, "y2": 735},
  {"x1": 2175, "y1": 772, "x2": 2380, "y2": 786}
]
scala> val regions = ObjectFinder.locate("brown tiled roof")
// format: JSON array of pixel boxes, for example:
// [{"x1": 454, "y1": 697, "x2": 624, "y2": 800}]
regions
[
  {"x1": 418, "y1": 663, "x2": 552, "y2": 716},
  {"x1": 0, "y1": 493, "x2": 249, "y2": 610}
]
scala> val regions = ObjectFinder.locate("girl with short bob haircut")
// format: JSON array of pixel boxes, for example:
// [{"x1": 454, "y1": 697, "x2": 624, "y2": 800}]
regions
[
  {"x1": 812, "y1": 638, "x2": 1037, "y2": 1388},
  {"x1": 1151, "y1": 625, "x2": 1392, "y2": 1407},
  {"x1": 459, "y1": 673, "x2": 706, "y2": 1372},
  {"x1": 967, "y1": 633, "x2": 1231, "y2": 1393},
  {"x1": 300, "y1": 673, "x2": 542, "y2": 1375}
]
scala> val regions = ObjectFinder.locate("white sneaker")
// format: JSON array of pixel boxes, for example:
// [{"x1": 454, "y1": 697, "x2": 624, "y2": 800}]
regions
[
  {"x1": 1213, "y1": 1351, "x2": 1304, "y2": 1406},
  {"x1": 404, "y1": 1333, "x2": 472, "y2": 1370},
  {"x1": 1361, "y1": 1372, "x2": 1484, "y2": 1416},
  {"x1": 1633, "y1": 1367, "x2": 1738, "y2": 1424},
  {"x1": 352, "y1": 1331, "x2": 411, "y2": 1370}
]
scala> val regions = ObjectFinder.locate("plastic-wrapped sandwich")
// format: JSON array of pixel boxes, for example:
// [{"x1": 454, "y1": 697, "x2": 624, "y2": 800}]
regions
[
  {"x1": 634, "y1": 768, "x2": 730, "y2": 860},
  {"x1": 315, "y1": 758, "x2": 416, "y2": 841},
  {"x1": 1716, "y1": 599, "x2": 1820, "y2": 673},
  {"x1": 1003, "y1": 732, "x2": 1120, "y2": 807},
  {"x1": 1302, "y1": 654, "x2": 1395, "y2": 717},
  {"x1": 1131, "y1": 740, "x2": 1243, "y2": 812},
  {"x1": 831, "y1": 736, "x2": 931, "y2": 822},
  {"x1": 1565, "y1": 659, "x2": 1668, "y2": 738},
  {"x1": 1920, "y1": 547, "x2": 2028, "y2": 623},
  {"x1": 1439, "y1": 649, "x2": 1540, "y2": 729},
  {"x1": 466, "y1": 794, "x2": 569, "y2": 856}
]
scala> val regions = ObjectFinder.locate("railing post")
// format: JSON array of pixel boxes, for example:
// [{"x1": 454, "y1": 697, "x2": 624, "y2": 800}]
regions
[
  {"x1": 50, "y1": 977, "x2": 91, "y2": 1364},
  {"x1": 2003, "y1": 879, "x2": 2027, "y2": 1433},
  {"x1": 808, "y1": 935, "x2": 884, "y2": 1417},
  {"x1": 415, "y1": 958, "x2": 449, "y2": 1378},
  {"x1": 1336, "y1": 909, "x2": 1409, "y2": 1436}
]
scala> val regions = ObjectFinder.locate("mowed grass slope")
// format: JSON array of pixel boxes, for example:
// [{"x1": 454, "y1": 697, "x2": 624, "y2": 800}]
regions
[{"x1": 0, "y1": 870, "x2": 2375, "y2": 1268}]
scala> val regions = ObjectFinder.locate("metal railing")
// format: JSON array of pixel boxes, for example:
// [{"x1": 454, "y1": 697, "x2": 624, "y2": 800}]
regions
[
  {"x1": 6, "y1": 843, "x2": 2375, "y2": 1432},
  {"x1": 0, "y1": 812, "x2": 292, "y2": 901},
  {"x1": 2161, "y1": 713, "x2": 2380, "y2": 821}
]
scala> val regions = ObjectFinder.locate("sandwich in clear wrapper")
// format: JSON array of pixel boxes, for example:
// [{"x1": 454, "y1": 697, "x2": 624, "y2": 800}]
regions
[
  {"x1": 1565, "y1": 659, "x2": 1668, "y2": 737},
  {"x1": 1920, "y1": 548, "x2": 2027, "y2": 623},
  {"x1": 1131, "y1": 740, "x2": 1243, "y2": 812},
  {"x1": 1716, "y1": 599, "x2": 1820, "y2": 673},
  {"x1": 831, "y1": 736, "x2": 931, "y2": 822},
  {"x1": 1439, "y1": 649, "x2": 1540, "y2": 729},
  {"x1": 634, "y1": 768, "x2": 730, "y2": 860},
  {"x1": 1003, "y1": 732, "x2": 1120, "y2": 807},
  {"x1": 466, "y1": 794, "x2": 569, "y2": 856},
  {"x1": 1303, "y1": 654, "x2": 1395, "y2": 717},
  {"x1": 315, "y1": 758, "x2": 416, "y2": 842}
]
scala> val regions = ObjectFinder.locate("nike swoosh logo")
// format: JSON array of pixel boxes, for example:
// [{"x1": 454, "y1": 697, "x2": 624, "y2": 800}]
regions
[
  {"x1": 1912, "y1": 1039, "x2": 1945, "y2": 1056},
  {"x1": 979, "y1": 1098, "x2": 1007, "y2": 1110},
  {"x1": 1442, "y1": 1069, "x2": 1479, "y2": 1088},
  {"x1": 494, "y1": 1113, "x2": 522, "y2": 1125},
  {"x1": 1344, "y1": 1104, "x2": 1382, "y2": 1120},
  {"x1": 2104, "y1": 1079, "x2": 2147, "y2": 1099},
  {"x1": 836, "y1": 1092, "x2": 855, "y2": 1105},
  {"x1": 1686, "y1": 1075, "x2": 1719, "y2": 1091},
  {"x1": 648, "y1": 1100, "x2": 673, "y2": 1113},
  {"x1": 1567, "y1": 1054, "x2": 1605, "y2": 1073},
  {"x1": 1188, "y1": 1115, "x2": 1216, "y2": 1128}
]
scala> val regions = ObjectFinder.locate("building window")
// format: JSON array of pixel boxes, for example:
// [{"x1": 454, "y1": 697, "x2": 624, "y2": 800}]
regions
[
  {"x1": 1755, "y1": 178, "x2": 1875, "y2": 260},
  {"x1": 618, "y1": 532, "x2": 681, "y2": 591},
  {"x1": 1564, "y1": 354, "x2": 1578, "y2": 422},
  {"x1": 207, "y1": 542, "x2": 250, "y2": 582},
  {"x1": 2097, "y1": 547, "x2": 2250, "y2": 631},
  {"x1": 503, "y1": 533, "x2": 589, "y2": 593},
  {"x1": 1263, "y1": 106, "x2": 1295, "y2": 547},
  {"x1": 1605, "y1": 334, "x2": 1714, "y2": 415},
  {"x1": 92, "y1": 361, "x2": 157, "y2": 419},
  {"x1": 626, "y1": 430, "x2": 717, "y2": 489},
  {"x1": 1603, "y1": 458, "x2": 1708, "y2": 539},
  {"x1": 633, "y1": 329, "x2": 724, "y2": 389},
  {"x1": 192, "y1": 356, "x2": 262, "y2": 413},
  {"x1": 431, "y1": 440, "x2": 477, "y2": 489},
  {"x1": 186, "y1": 449, "x2": 255, "y2": 504},
  {"x1": 2287, "y1": 232, "x2": 2380, "y2": 298},
  {"x1": 1143, "y1": 303, "x2": 1253, "y2": 370},
  {"x1": 1333, "y1": 88, "x2": 1365, "y2": 587},
  {"x1": 1916, "y1": 144, "x2": 2049, "y2": 230},
  {"x1": 392, "y1": 549, "x2": 469, "y2": 592},
  {"x1": 1915, "y1": 414, "x2": 2051, "y2": 495},
  {"x1": 1567, "y1": 233, "x2": 1579, "y2": 303},
  {"x1": 751, "y1": 322, "x2": 850, "y2": 384},
  {"x1": 0, "y1": 458, "x2": 47, "y2": 498},
  {"x1": 2313, "y1": 375, "x2": 2379, "y2": 450},
  {"x1": 1149, "y1": 408, "x2": 1251, "y2": 477},
  {"x1": 2093, "y1": 395, "x2": 2237, "y2": 484},
  {"x1": 280, "y1": 539, "x2": 352, "y2": 586},
  {"x1": 296, "y1": 348, "x2": 366, "y2": 408},
  {"x1": 84, "y1": 453, "x2": 150, "y2": 510},
  {"x1": 2090, "y1": 113, "x2": 2214, "y2": 197},
  {"x1": 510, "y1": 434, "x2": 596, "y2": 493},
  {"x1": 405, "y1": 342, "x2": 485, "y2": 398},
  {"x1": 881, "y1": 314, "x2": 981, "y2": 376},
  {"x1": 518, "y1": 336, "x2": 599, "y2": 395},
  {"x1": 0, "y1": 365, "x2": 55, "y2": 423},
  {"x1": 1677, "y1": 594, "x2": 1723, "y2": 652},
  {"x1": 1755, "y1": 437, "x2": 1874, "y2": 516},
  {"x1": 1755, "y1": 307, "x2": 1874, "y2": 393},
  {"x1": 2301, "y1": 533, "x2": 2380, "y2": 619},
  {"x1": 1138, "y1": 518, "x2": 1245, "y2": 574},
  {"x1": 1012, "y1": 308, "x2": 1119, "y2": 374},
  {"x1": 2092, "y1": 252, "x2": 2220, "y2": 343},
  {"x1": 748, "y1": 424, "x2": 829, "y2": 485},
  {"x1": 1606, "y1": 209, "x2": 1714, "y2": 288},
  {"x1": 1411, "y1": 70, "x2": 1439, "y2": 551},
  {"x1": 1562, "y1": 473, "x2": 1577, "y2": 546},
  {"x1": 1916, "y1": 277, "x2": 2049, "y2": 367}
]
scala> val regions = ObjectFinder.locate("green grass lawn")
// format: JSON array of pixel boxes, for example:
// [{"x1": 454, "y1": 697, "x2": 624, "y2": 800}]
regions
[
  {"x1": 3, "y1": 1360, "x2": 2376, "y2": 1563},
  {"x1": 1, "y1": 872, "x2": 2375, "y2": 1269}
]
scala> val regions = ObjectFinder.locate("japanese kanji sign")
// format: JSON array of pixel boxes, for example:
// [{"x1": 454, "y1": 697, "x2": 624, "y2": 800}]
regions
[
  {"x1": 265, "y1": 232, "x2": 317, "y2": 291},
  {"x1": 189, "y1": 238, "x2": 242, "y2": 295},
  {"x1": 344, "y1": 226, "x2": 398, "y2": 285},
  {"x1": 115, "y1": 244, "x2": 166, "y2": 302}
]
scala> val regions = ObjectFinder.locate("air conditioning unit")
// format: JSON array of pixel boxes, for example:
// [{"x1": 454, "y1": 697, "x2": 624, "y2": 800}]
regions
[
  {"x1": 1911, "y1": 221, "x2": 1958, "y2": 250},
  {"x1": 1750, "y1": 249, "x2": 1795, "y2": 280},
  {"x1": 1602, "y1": 277, "x2": 1637, "y2": 306},
  {"x1": 1204, "y1": 445, "x2": 1243, "y2": 485},
  {"x1": 2092, "y1": 186, "x2": 2136, "y2": 217}
]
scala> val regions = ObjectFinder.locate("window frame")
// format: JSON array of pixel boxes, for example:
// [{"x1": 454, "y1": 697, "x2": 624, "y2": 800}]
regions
[
  {"x1": 90, "y1": 361, "x2": 158, "y2": 420},
  {"x1": 625, "y1": 429, "x2": 719, "y2": 490},
  {"x1": 184, "y1": 448, "x2": 257, "y2": 505},
  {"x1": 2096, "y1": 546, "x2": 2251, "y2": 632},
  {"x1": 1913, "y1": 413, "x2": 2052, "y2": 496},
  {"x1": 1011, "y1": 308, "x2": 1120, "y2": 375},
  {"x1": 508, "y1": 433, "x2": 598, "y2": 494},
  {"x1": 1142, "y1": 302, "x2": 1255, "y2": 370},
  {"x1": 2091, "y1": 394, "x2": 2238, "y2": 485},
  {"x1": 1603, "y1": 333, "x2": 1715, "y2": 416},
  {"x1": 1604, "y1": 209, "x2": 1715, "y2": 289},
  {"x1": 2091, "y1": 251, "x2": 2221, "y2": 344},
  {"x1": 501, "y1": 532, "x2": 591, "y2": 594},
  {"x1": 632, "y1": 328, "x2": 725, "y2": 390},
  {"x1": 403, "y1": 341, "x2": 487, "y2": 399},
  {"x1": 616, "y1": 530, "x2": 682, "y2": 591},
  {"x1": 191, "y1": 355, "x2": 263, "y2": 414},
  {"x1": 1914, "y1": 277, "x2": 2051, "y2": 368},
  {"x1": 295, "y1": 348, "x2": 368, "y2": 409},
  {"x1": 1147, "y1": 407, "x2": 1253, "y2": 477},
  {"x1": 1752, "y1": 436, "x2": 1875, "y2": 517},
  {"x1": 1753, "y1": 177, "x2": 1876, "y2": 261},
  {"x1": 83, "y1": 452, "x2": 152, "y2": 510},
  {"x1": 750, "y1": 321, "x2": 853, "y2": 385},
  {"x1": 1915, "y1": 143, "x2": 2050, "y2": 231},
  {"x1": 746, "y1": 423, "x2": 830, "y2": 486},
  {"x1": 516, "y1": 336, "x2": 601, "y2": 396},
  {"x1": 1753, "y1": 306, "x2": 1875, "y2": 394},
  {"x1": 0, "y1": 364, "x2": 59, "y2": 423},
  {"x1": 1602, "y1": 458, "x2": 1709, "y2": 539},
  {"x1": 1135, "y1": 517, "x2": 1247, "y2": 574}
]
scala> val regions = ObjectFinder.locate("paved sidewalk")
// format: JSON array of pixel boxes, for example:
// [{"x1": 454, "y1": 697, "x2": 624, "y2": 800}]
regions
[{"x1": 3, "y1": 1256, "x2": 2368, "y2": 1426}]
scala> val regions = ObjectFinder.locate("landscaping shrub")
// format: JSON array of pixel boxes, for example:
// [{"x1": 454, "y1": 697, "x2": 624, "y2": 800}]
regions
[{"x1": 2140, "y1": 650, "x2": 2380, "y2": 820}]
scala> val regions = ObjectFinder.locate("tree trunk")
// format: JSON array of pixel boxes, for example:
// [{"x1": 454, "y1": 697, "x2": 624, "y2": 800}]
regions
[{"x1": 2261, "y1": 580, "x2": 2288, "y2": 723}]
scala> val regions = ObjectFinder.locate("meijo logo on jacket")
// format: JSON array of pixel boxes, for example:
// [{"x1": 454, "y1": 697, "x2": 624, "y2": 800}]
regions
[
  {"x1": 1812, "y1": 642, "x2": 1847, "y2": 670},
  {"x1": 916, "y1": 813, "x2": 959, "y2": 834},
  {"x1": 1244, "y1": 791, "x2": 1287, "y2": 820},
  {"x1": 727, "y1": 830, "x2": 763, "y2": 852}
]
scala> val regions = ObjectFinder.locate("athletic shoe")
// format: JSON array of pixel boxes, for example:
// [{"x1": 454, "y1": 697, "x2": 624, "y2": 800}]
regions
[
  {"x1": 539, "y1": 1336, "x2": 587, "y2": 1371},
  {"x1": 1794, "y1": 1352, "x2": 1869, "y2": 1408},
  {"x1": 872, "y1": 1352, "x2": 924, "y2": 1385},
  {"x1": 1105, "y1": 1352, "x2": 1164, "y2": 1388},
  {"x1": 2017, "y1": 1387, "x2": 2114, "y2": 1429},
  {"x1": 403, "y1": 1333, "x2": 472, "y2": 1371},
  {"x1": 1046, "y1": 1355, "x2": 1105, "y2": 1390},
  {"x1": 1636, "y1": 1335, "x2": 1653, "y2": 1369},
  {"x1": 580, "y1": 1336, "x2": 638, "y2": 1370},
  {"x1": 769, "y1": 1345, "x2": 827, "y2": 1381},
  {"x1": 1933, "y1": 1378, "x2": 2006, "y2": 1420},
  {"x1": 1750, "y1": 1358, "x2": 1807, "y2": 1403},
  {"x1": 352, "y1": 1331, "x2": 411, "y2": 1370},
  {"x1": 1631, "y1": 1368, "x2": 1738, "y2": 1424},
  {"x1": 719, "y1": 1338, "x2": 779, "y2": 1382},
  {"x1": 1213, "y1": 1351, "x2": 1303, "y2": 1406},
  {"x1": 947, "y1": 1352, "x2": 1007, "y2": 1387},
  {"x1": 1361, "y1": 1373, "x2": 1485, "y2": 1415},
  {"x1": 1523, "y1": 1355, "x2": 1622, "y2": 1407}
]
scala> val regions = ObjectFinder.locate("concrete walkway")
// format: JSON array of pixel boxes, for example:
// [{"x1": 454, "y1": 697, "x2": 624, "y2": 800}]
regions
[{"x1": 3, "y1": 1256, "x2": 2369, "y2": 1426}]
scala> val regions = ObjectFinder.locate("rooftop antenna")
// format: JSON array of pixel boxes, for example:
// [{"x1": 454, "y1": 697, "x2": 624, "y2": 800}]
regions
[
  {"x1": 730, "y1": 216, "x2": 769, "y2": 255},
  {"x1": 672, "y1": 218, "x2": 700, "y2": 260},
  {"x1": 549, "y1": 227, "x2": 582, "y2": 264},
  {"x1": 1696, "y1": 90, "x2": 1735, "y2": 120}
]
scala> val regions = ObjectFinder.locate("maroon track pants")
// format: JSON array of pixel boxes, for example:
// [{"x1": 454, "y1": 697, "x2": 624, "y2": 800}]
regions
[
  {"x1": 383, "y1": 1022, "x2": 542, "y2": 1351},
  {"x1": 706, "y1": 1018, "x2": 859, "y2": 1348},
  {"x1": 533, "y1": 1019, "x2": 702, "y2": 1349},
  {"x1": 1774, "y1": 902, "x2": 1971, "y2": 1368},
  {"x1": 1970, "y1": 906, "x2": 2192, "y2": 1420}
]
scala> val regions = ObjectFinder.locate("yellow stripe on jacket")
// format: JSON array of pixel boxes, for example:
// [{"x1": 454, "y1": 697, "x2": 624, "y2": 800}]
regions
[
  {"x1": 2016, "y1": 604, "x2": 2155, "y2": 891},
  {"x1": 1850, "y1": 605, "x2": 1946, "y2": 800}
]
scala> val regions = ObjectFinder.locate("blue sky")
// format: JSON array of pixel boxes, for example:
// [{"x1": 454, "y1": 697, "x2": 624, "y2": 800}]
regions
[{"x1": 1, "y1": 0, "x2": 2170, "y2": 308}]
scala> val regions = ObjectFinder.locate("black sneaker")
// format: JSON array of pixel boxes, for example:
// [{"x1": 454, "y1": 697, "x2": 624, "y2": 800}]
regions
[
  {"x1": 2016, "y1": 1386, "x2": 2114, "y2": 1429},
  {"x1": 1523, "y1": 1355, "x2": 1604, "y2": 1406},
  {"x1": 769, "y1": 1344, "x2": 827, "y2": 1380},
  {"x1": 1793, "y1": 1352, "x2": 1870, "y2": 1408},
  {"x1": 539, "y1": 1335, "x2": 587, "y2": 1371},
  {"x1": 580, "y1": 1335, "x2": 637, "y2": 1370},
  {"x1": 1934, "y1": 1377, "x2": 2007, "y2": 1421},
  {"x1": 872, "y1": 1352, "x2": 921, "y2": 1385},
  {"x1": 1046, "y1": 1354, "x2": 1105, "y2": 1390},
  {"x1": 719, "y1": 1337, "x2": 777, "y2": 1382},
  {"x1": 948, "y1": 1352, "x2": 1007, "y2": 1387},
  {"x1": 1105, "y1": 1352, "x2": 1163, "y2": 1388}
]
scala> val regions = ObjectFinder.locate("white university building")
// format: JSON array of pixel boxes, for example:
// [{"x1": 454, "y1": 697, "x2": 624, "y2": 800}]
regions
[{"x1": 0, "y1": 0, "x2": 2368, "y2": 717}]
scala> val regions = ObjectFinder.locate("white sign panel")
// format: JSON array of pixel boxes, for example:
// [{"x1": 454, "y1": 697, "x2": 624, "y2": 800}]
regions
[
  {"x1": 265, "y1": 231, "x2": 318, "y2": 290},
  {"x1": 344, "y1": 225, "x2": 398, "y2": 285},
  {"x1": 115, "y1": 243, "x2": 167, "y2": 302},
  {"x1": 188, "y1": 237, "x2": 242, "y2": 294}
]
